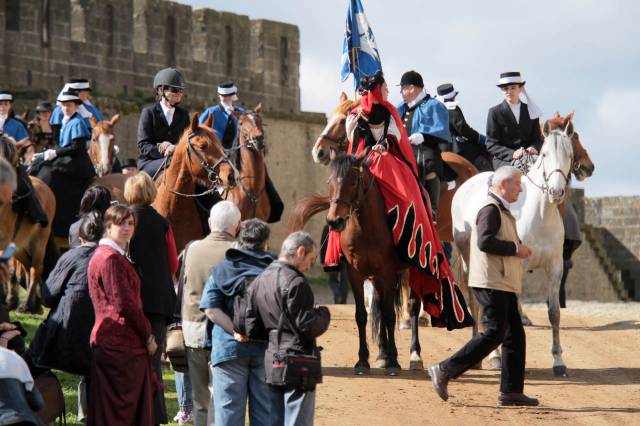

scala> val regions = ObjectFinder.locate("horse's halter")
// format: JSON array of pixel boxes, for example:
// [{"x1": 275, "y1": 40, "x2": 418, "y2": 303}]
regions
[
  {"x1": 319, "y1": 116, "x2": 348, "y2": 152},
  {"x1": 525, "y1": 131, "x2": 573, "y2": 194},
  {"x1": 237, "y1": 112, "x2": 265, "y2": 152},
  {"x1": 329, "y1": 163, "x2": 375, "y2": 222}
]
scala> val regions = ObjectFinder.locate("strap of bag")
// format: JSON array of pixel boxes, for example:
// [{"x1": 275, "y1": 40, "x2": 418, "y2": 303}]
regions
[
  {"x1": 174, "y1": 240, "x2": 195, "y2": 320},
  {"x1": 274, "y1": 266, "x2": 304, "y2": 349}
]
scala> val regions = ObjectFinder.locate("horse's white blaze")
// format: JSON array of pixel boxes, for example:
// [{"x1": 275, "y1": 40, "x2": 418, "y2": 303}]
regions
[
  {"x1": 98, "y1": 134, "x2": 112, "y2": 175},
  {"x1": 312, "y1": 113, "x2": 346, "y2": 164},
  {"x1": 452, "y1": 129, "x2": 574, "y2": 373}
]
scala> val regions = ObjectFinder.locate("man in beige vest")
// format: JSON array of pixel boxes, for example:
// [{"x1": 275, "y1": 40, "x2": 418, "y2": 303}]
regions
[
  {"x1": 182, "y1": 201, "x2": 241, "y2": 425},
  {"x1": 428, "y1": 166, "x2": 539, "y2": 406}
]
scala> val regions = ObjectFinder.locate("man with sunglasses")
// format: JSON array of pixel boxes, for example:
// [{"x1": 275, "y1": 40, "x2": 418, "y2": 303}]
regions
[
  {"x1": 136, "y1": 67, "x2": 190, "y2": 178},
  {"x1": 486, "y1": 72, "x2": 543, "y2": 170}
]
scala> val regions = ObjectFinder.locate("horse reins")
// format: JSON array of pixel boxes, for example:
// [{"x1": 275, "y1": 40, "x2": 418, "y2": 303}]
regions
[{"x1": 329, "y1": 162, "x2": 376, "y2": 222}]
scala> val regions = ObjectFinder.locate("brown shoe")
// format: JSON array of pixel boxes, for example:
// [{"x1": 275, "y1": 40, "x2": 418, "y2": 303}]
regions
[
  {"x1": 427, "y1": 364, "x2": 449, "y2": 401},
  {"x1": 497, "y1": 392, "x2": 540, "y2": 406}
]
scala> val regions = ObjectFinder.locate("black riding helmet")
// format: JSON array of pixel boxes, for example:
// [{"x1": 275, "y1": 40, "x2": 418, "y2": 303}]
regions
[{"x1": 153, "y1": 68, "x2": 185, "y2": 90}]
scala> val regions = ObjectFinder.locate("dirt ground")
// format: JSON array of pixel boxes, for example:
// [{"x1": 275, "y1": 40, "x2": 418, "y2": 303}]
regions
[{"x1": 312, "y1": 301, "x2": 640, "y2": 426}]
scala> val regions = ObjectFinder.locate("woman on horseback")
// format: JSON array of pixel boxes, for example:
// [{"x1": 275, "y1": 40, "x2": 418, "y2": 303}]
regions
[
  {"x1": 31, "y1": 91, "x2": 95, "y2": 236},
  {"x1": 0, "y1": 91, "x2": 29, "y2": 143}
]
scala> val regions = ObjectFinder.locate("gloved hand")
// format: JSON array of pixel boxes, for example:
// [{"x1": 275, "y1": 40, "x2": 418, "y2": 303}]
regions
[
  {"x1": 409, "y1": 133, "x2": 424, "y2": 146},
  {"x1": 157, "y1": 141, "x2": 173, "y2": 154},
  {"x1": 31, "y1": 152, "x2": 45, "y2": 162},
  {"x1": 163, "y1": 144, "x2": 176, "y2": 157},
  {"x1": 43, "y1": 149, "x2": 57, "y2": 161},
  {"x1": 478, "y1": 134, "x2": 487, "y2": 145}
]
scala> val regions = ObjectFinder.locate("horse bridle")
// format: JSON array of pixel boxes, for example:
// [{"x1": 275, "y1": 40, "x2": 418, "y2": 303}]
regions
[
  {"x1": 319, "y1": 132, "x2": 348, "y2": 152},
  {"x1": 524, "y1": 132, "x2": 573, "y2": 193},
  {"x1": 329, "y1": 164, "x2": 375, "y2": 222}
]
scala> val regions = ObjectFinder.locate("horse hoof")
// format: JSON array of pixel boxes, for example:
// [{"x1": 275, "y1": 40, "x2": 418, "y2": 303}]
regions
[
  {"x1": 354, "y1": 364, "x2": 370, "y2": 375},
  {"x1": 418, "y1": 317, "x2": 430, "y2": 327},
  {"x1": 521, "y1": 316, "x2": 533, "y2": 326},
  {"x1": 553, "y1": 366, "x2": 568, "y2": 377},
  {"x1": 375, "y1": 359, "x2": 388, "y2": 369},
  {"x1": 488, "y1": 357, "x2": 501, "y2": 370},
  {"x1": 386, "y1": 367, "x2": 401, "y2": 376},
  {"x1": 399, "y1": 320, "x2": 411, "y2": 330},
  {"x1": 409, "y1": 360, "x2": 424, "y2": 371}
]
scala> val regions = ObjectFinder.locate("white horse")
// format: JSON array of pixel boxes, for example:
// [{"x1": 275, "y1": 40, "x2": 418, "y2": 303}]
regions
[{"x1": 452, "y1": 118, "x2": 575, "y2": 377}]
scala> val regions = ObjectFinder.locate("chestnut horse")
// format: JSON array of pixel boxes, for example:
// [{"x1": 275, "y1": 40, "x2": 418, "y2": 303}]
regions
[
  {"x1": 0, "y1": 137, "x2": 57, "y2": 313},
  {"x1": 311, "y1": 92, "x2": 478, "y2": 242},
  {"x1": 290, "y1": 151, "x2": 425, "y2": 376},
  {"x1": 88, "y1": 114, "x2": 121, "y2": 177},
  {"x1": 224, "y1": 105, "x2": 272, "y2": 220},
  {"x1": 153, "y1": 113, "x2": 236, "y2": 252}
]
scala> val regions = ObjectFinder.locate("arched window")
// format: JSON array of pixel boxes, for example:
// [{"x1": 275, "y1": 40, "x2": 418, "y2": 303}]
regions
[
  {"x1": 5, "y1": 0, "x2": 20, "y2": 31},
  {"x1": 70, "y1": 0, "x2": 86, "y2": 42},
  {"x1": 165, "y1": 16, "x2": 177, "y2": 66},
  {"x1": 225, "y1": 26, "x2": 233, "y2": 76},
  {"x1": 106, "y1": 5, "x2": 115, "y2": 57},
  {"x1": 280, "y1": 36, "x2": 289, "y2": 85}
]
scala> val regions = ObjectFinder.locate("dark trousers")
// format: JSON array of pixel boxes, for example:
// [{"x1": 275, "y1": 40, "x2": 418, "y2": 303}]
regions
[
  {"x1": 186, "y1": 347, "x2": 214, "y2": 426},
  {"x1": 149, "y1": 316, "x2": 168, "y2": 424},
  {"x1": 441, "y1": 288, "x2": 526, "y2": 393},
  {"x1": 327, "y1": 260, "x2": 349, "y2": 304}
]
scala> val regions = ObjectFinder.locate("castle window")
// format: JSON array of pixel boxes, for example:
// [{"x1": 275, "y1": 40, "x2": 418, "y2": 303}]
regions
[
  {"x1": 225, "y1": 26, "x2": 233, "y2": 75},
  {"x1": 280, "y1": 36, "x2": 289, "y2": 85},
  {"x1": 165, "y1": 16, "x2": 177, "y2": 66},
  {"x1": 5, "y1": 0, "x2": 20, "y2": 31}
]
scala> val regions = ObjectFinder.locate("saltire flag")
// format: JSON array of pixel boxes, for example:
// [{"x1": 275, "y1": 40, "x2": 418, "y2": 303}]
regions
[{"x1": 339, "y1": 0, "x2": 382, "y2": 89}]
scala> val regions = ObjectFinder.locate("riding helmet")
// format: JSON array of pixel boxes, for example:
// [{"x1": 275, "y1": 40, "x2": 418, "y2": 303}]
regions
[{"x1": 153, "y1": 68, "x2": 186, "y2": 90}]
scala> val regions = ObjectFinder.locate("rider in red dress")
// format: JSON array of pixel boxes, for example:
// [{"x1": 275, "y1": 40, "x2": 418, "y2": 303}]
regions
[{"x1": 325, "y1": 71, "x2": 472, "y2": 330}]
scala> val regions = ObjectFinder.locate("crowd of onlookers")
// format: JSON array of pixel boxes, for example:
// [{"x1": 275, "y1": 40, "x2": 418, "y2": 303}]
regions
[{"x1": 0, "y1": 156, "x2": 331, "y2": 426}]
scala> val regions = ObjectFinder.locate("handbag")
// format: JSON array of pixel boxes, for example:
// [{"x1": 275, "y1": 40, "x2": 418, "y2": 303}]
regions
[
  {"x1": 268, "y1": 271, "x2": 322, "y2": 391},
  {"x1": 164, "y1": 242, "x2": 193, "y2": 373}
]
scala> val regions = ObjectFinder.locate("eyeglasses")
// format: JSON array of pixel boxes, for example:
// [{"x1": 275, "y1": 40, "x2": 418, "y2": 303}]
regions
[{"x1": 167, "y1": 87, "x2": 184, "y2": 94}]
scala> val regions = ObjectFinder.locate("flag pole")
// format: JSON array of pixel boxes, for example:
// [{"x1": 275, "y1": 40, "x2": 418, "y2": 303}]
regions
[{"x1": 351, "y1": 46, "x2": 358, "y2": 98}]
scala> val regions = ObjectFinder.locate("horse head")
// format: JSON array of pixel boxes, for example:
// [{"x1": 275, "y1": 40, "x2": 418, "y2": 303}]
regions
[
  {"x1": 177, "y1": 113, "x2": 236, "y2": 190},
  {"x1": 543, "y1": 112, "x2": 594, "y2": 181},
  {"x1": 538, "y1": 115, "x2": 575, "y2": 203},
  {"x1": 0, "y1": 134, "x2": 19, "y2": 166},
  {"x1": 237, "y1": 104, "x2": 265, "y2": 153},
  {"x1": 89, "y1": 114, "x2": 120, "y2": 177},
  {"x1": 312, "y1": 92, "x2": 359, "y2": 165},
  {"x1": 326, "y1": 149, "x2": 370, "y2": 232}
]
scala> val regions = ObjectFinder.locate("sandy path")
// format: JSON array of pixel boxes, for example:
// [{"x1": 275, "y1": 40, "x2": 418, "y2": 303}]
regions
[{"x1": 312, "y1": 303, "x2": 640, "y2": 425}]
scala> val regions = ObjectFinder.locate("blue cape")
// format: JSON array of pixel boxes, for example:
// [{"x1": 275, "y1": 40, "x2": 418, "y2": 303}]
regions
[
  {"x1": 1, "y1": 118, "x2": 29, "y2": 141},
  {"x1": 59, "y1": 113, "x2": 91, "y2": 147},
  {"x1": 397, "y1": 96, "x2": 451, "y2": 143},
  {"x1": 50, "y1": 106, "x2": 94, "y2": 129},
  {"x1": 83, "y1": 102, "x2": 103, "y2": 121},
  {"x1": 199, "y1": 104, "x2": 246, "y2": 141}
]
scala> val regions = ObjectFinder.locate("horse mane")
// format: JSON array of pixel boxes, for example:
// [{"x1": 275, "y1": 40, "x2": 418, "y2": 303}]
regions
[
  {"x1": 288, "y1": 194, "x2": 330, "y2": 233},
  {"x1": 331, "y1": 98, "x2": 359, "y2": 117},
  {"x1": 330, "y1": 153, "x2": 357, "y2": 178},
  {"x1": 0, "y1": 135, "x2": 18, "y2": 165}
]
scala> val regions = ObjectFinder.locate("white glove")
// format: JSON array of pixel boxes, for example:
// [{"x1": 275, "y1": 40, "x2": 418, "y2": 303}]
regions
[
  {"x1": 157, "y1": 141, "x2": 172, "y2": 154},
  {"x1": 32, "y1": 152, "x2": 45, "y2": 162},
  {"x1": 409, "y1": 133, "x2": 424, "y2": 146},
  {"x1": 43, "y1": 149, "x2": 57, "y2": 161}
]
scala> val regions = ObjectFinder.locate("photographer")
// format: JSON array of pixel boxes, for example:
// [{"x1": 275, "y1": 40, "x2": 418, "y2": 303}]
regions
[{"x1": 247, "y1": 231, "x2": 330, "y2": 426}]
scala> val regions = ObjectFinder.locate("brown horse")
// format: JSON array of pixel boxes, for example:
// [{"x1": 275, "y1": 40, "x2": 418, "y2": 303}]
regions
[
  {"x1": 0, "y1": 138, "x2": 56, "y2": 313},
  {"x1": 88, "y1": 114, "x2": 121, "y2": 177},
  {"x1": 311, "y1": 92, "x2": 478, "y2": 242},
  {"x1": 153, "y1": 113, "x2": 236, "y2": 252},
  {"x1": 290, "y1": 150, "x2": 424, "y2": 376},
  {"x1": 224, "y1": 105, "x2": 272, "y2": 220}
]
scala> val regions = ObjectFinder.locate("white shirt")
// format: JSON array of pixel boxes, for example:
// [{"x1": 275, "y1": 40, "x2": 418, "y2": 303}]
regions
[
  {"x1": 99, "y1": 238, "x2": 127, "y2": 256},
  {"x1": 160, "y1": 101, "x2": 175, "y2": 126},
  {"x1": 508, "y1": 101, "x2": 521, "y2": 124},
  {"x1": 0, "y1": 114, "x2": 6, "y2": 130},
  {"x1": 220, "y1": 102, "x2": 234, "y2": 115},
  {"x1": 0, "y1": 347, "x2": 35, "y2": 391},
  {"x1": 407, "y1": 91, "x2": 428, "y2": 109},
  {"x1": 62, "y1": 115, "x2": 71, "y2": 125}
]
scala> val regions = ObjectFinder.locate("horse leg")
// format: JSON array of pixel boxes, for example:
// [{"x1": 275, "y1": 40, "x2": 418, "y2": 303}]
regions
[
  {"x1": 371, "y1": 279, "x2": 390, "y2": 369},
  {"x1": 398, "y1": 274, "x2": 411, "y2": 330},
  {"x1": 380, "y1": 280, "x2": 401, "y2": 376},
  {"x1": 348, "y1": 265, "x2": 370, "y2": 375},
  {"x1": 408, "y1": 288, "x2": 424, "y2": 371},
  {"x1": 519, "y1": 300, "x2": 533, "y2": 326},
  {"x1": 20, "y1": 266, "x2": 42, "y2": 314},
  {"x1": 547, "y1": 263, "x2": 568, "y2": 377}
]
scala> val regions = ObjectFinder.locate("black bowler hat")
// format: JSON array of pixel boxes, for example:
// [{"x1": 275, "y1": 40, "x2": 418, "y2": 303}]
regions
[
  {"x1": 399, "y1": 71, "x2": 424, "y2": 88},
  {"x1": 436, "y1": 83, "x2": 458, "y2": 101},
  {"x1": 497, "y1": 71, "x2": 525, "y2": 87},
  {"x1": 35, "y1": 101, "x2": 53, "y2": 112},
  {"x1": 122, "y1": 158, "x2": 137, "y2": 169}
]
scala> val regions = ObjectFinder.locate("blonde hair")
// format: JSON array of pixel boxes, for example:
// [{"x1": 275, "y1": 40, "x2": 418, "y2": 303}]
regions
[{"x1": 124, "y1": 171, "x2": 157, "y2": 206}]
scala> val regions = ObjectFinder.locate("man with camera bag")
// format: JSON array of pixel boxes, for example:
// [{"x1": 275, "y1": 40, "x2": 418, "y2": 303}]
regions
[{"x1": 246, "y1": 231, "x2": 330, "y2": 426}]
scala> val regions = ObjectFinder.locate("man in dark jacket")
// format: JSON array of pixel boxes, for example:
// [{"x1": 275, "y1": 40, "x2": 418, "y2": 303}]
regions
[{"x1": 247, "y1": 231, "x2": 330, "y2": 426}]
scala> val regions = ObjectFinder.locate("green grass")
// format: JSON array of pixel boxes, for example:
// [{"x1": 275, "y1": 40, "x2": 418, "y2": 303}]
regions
[{"x1": 11, "y1": 309, "x2": 181, "y2": 426}]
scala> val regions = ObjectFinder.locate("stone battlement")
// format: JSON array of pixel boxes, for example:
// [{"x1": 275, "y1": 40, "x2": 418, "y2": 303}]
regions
[{"x1": 0, "y1": 0, "x2": 300, "y2": 113}]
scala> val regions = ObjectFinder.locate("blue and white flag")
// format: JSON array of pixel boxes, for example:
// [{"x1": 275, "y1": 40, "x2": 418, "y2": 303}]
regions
[{"x1": 339, "y1": 0, "x2": 382, "y2": 88}]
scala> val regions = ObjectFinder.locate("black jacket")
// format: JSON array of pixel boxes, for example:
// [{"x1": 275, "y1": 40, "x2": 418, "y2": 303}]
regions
[
  {"x1": 486, "y1": 100, "x2": 542, "y2": 169},
  {"x1": 448, "y1": 106, "x2": 480, "y2": 144},
  {"x1": 136, "y1": 102, "x2": 190, "y2": 171},
  {"x1": 129, "y1": 205, "x2": 177, "y2": 321},
  {"x1": 246, "y1": 261, "x2": 330, "y2": 379},
  {"x1": 28, "y1": 244, "x2": 96, "y2": 376}
]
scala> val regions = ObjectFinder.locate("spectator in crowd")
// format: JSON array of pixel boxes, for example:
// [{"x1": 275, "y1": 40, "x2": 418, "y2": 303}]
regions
[
  {"x1": 125, "y1": 171, "x2": 178, "y2": 425},
  {"x1": 87, "y1": 205, "x2": 157, "y2": 426},
  {"x1": 200, "y1": 219, "x2": 275, "y2": 426},
  {"x1": 247, "y1": 231, "x2": 331, "y2": 426},
  {"x1": 182, "y1": 200, "x2": 242, "y2": 426},
  {"x1": 68, "y1": 185, "x2": 111, "y2": 248}
]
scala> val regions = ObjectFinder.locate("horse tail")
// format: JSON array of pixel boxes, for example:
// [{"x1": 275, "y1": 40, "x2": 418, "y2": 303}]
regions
[
  {"x1": 288, "y1": 194, "x2": 330, "y2": 232},
  {"x1": 42, "y1": 231, "x2": 59, "y2": 282}
]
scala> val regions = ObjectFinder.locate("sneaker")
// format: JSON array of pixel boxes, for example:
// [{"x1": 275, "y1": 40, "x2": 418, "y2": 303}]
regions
[
  {"x1": 178, "y1": 411, "x2": 193, "y2": 425},
  {"x1": 173, "y1": 411, "x2": 184, "y2": 423}
]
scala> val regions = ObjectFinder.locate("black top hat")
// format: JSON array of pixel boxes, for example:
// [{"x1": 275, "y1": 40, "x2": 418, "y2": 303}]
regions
[
  {"x1": 399, "y1": 71, "x2": 424, "y2": 88},
  {"x1": 497, "y1": 72, "x2": 525, "y2": 87},
  {"x1": 57, "y1": 91, "x2": 82, "y2": 104},
  {"x1": 122, "y1": 158, "x2": 137, "y2": 169},
  {"x1": 35, "y1": 101, "x2": 53, "y2": 112},
  {"x1": 217, "y1": 80, "x2": 238, "y2": 96},
  {"x1": 0, "y1": 91, "x2": 14, "y2": 102}
]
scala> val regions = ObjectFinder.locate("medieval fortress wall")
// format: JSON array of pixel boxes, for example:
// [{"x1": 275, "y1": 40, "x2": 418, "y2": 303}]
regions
[{"x1": 2, "y1": 1, "x2": 638, "y2": 299}]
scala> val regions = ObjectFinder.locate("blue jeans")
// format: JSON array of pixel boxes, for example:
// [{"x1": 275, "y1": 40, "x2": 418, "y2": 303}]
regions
[
  {"x1": 174, "y1": 370, "x2": 193, "y2": 412},
  {"x1": 268, "y1": 387, "x2": 316, "y2": 426},
  {"x1": 212, "y1": 355, "x2": 270, "y2": 426}
]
